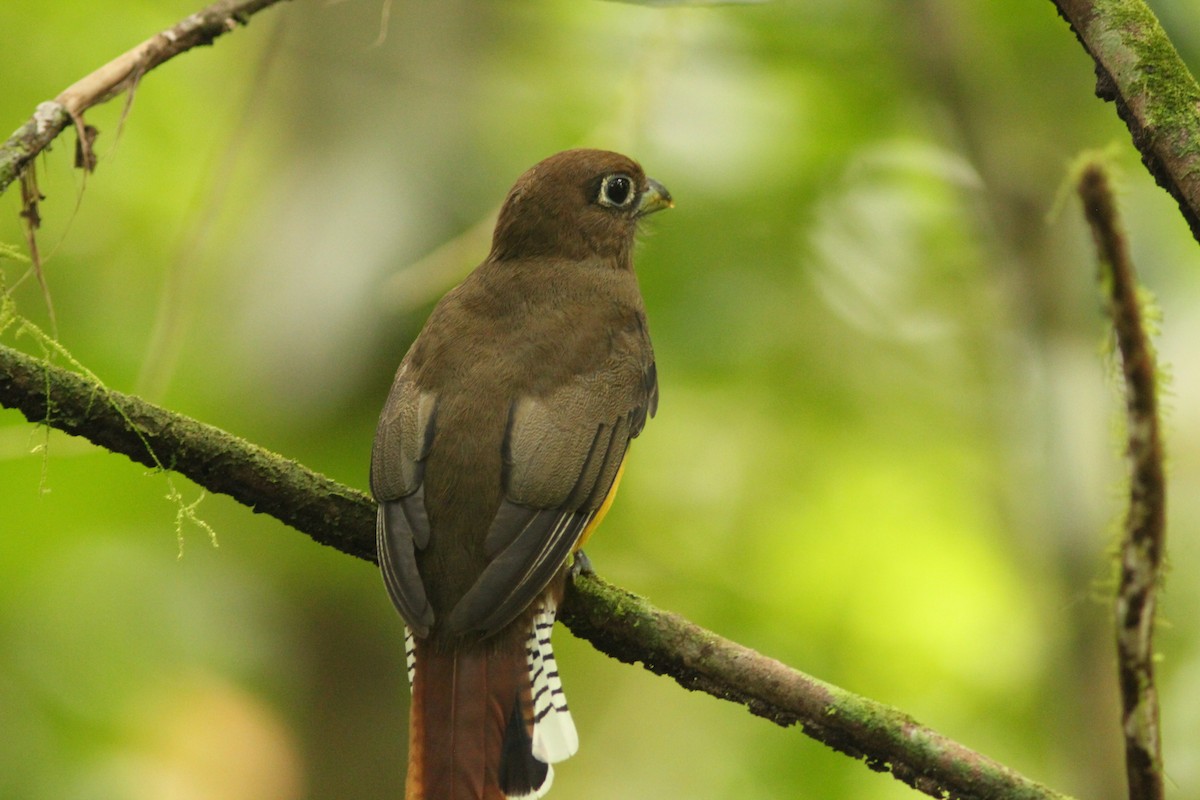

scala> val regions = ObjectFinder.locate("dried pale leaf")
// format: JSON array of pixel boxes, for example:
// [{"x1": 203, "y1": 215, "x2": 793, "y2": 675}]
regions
[{"x1": 74, "y1": 123, "x2": 99, "y2": 172}]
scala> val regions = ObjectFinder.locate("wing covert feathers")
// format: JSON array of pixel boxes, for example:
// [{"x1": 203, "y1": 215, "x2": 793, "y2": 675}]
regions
[
  {"x1": 447, "y1": 406, "x2": 632, "y2": 637},
  {"x1": 371, "y1": 372, "x2": 437, "y2": 501}
]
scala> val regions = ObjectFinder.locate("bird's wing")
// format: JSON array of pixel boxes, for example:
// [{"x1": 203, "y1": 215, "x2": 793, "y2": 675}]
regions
[
  {"x1": 371, "y1": 364, "x2": 438, "y2": 636},
  {"x1": 445, "y1": 359, "x2": 657, "y2": 637}
]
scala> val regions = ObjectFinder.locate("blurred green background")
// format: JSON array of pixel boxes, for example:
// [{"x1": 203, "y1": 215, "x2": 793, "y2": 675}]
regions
[{"x1": 2, "y1": 1, "x2": 1199, "y2": 798}]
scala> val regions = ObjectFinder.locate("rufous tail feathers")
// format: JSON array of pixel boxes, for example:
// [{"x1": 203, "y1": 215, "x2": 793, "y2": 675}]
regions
[{"x1": 404, "y1": 601, "x2": 578, "y2": 800}]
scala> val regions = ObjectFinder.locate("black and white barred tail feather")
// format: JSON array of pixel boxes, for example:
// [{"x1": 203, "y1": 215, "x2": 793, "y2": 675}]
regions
[
  {"x1": 507, "y1": 599, "x2": 577, "y2": 799},
  {"x1": 526, "y1": 599, "x2": 577, "y2": 764},
  {"x1": 404, "y1": 627, "x2": 417, "y2": 690},
  {"x1": 403, "y1": 599, "x2": 576, "y2": 799}
]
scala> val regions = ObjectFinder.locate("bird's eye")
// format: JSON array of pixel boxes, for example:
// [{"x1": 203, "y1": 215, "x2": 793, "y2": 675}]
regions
[{"x1": 598, "y1": 174, "x2": 634, "y2": 208}]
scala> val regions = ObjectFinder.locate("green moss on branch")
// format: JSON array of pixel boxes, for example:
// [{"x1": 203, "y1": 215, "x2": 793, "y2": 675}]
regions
[
  {"x1": 561, "y1": 574, "x2": 1076, "y2": 800},
  {"x1": 0, "y1": 338, "x2": 1077, "y2": 800},
  {"x1": 0, "y1": 341, "x2": 374, "y2": 560},
  {"x1": 1052, "y1": 0, "x2": 1200, "y2": 243}
]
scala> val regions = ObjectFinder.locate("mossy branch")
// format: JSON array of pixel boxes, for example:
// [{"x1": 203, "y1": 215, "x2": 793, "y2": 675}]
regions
[
  {"x1": 1051, "y1": 0, "x2": 1200, "y2": 245},
  {"x1": 0, "y1": 0, "x2": 290, "y2": 197},
  {"x1": 1077, "y1": 162, "x2": 1166, "y2": 800},
  {"x1": 563, "y1": 576, "x2": 1075, "y2": 800},
  {"x1": 0, "y1": 339, "x2": 1073, "y2": 800},
  {"x1": 0, "y1": 340, "x2": 373, "y2": 560}
]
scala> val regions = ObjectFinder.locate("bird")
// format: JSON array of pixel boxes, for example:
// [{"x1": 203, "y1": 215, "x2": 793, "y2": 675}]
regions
[{"x1": 370, "y1": 148, "x2": 672, "y2": 800}]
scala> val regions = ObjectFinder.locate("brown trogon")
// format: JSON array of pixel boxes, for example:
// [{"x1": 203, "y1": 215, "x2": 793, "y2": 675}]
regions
[{"x1": 370, "y1": 149, "x2": 671, "y2": 800}]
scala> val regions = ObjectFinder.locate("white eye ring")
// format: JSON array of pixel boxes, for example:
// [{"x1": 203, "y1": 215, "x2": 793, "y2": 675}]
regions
[{"x1": 598, "y1": 173, "x2": 636, "y2": 208}]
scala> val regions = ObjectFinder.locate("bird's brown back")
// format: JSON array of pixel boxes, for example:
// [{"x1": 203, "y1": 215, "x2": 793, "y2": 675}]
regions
[{"x1": 403, "y1": 255, "x2": 652, "y2": 639}]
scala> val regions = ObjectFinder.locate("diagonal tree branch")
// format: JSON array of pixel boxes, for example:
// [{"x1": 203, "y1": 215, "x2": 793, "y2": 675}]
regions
[
  {"x1": 1050, "y1": 0, "x2": 1200, "y2": 246},
  {"x1": 0, "y1": 0, "x2": 290, "y2": 197},
  {"x1": 0, "y1": 339, "x2": 374, "y2": 561},
  {"x1": 1077, "y1": 161, "x2": 1166, "y2": 800},
  {"x1": 564, "y1": 576, "x2": 1075, "y2": 800},
  {"x1": 0, "y1": 338, "x2": 1075, "y2": 800}
]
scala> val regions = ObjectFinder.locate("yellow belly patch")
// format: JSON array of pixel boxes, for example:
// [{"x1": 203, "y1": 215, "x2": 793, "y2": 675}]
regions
[{"x1": 574, "y1": 454, "x2": 627, "y2": 551}]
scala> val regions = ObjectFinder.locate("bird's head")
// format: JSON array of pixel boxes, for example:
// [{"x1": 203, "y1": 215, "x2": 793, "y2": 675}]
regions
[{"x1": 489, "y1": 149, "x2": 672, "y2": 264}]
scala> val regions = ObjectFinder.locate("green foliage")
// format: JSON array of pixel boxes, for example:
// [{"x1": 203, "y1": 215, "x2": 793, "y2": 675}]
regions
[{"x1": 2, "y1": 2, "x2": 1200, "y2": 799}]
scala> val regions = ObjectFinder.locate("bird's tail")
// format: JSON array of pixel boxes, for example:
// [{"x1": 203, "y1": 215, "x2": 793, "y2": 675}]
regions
[{"x1": 405, "y1": 601, "x2": 578, "y2": 800}]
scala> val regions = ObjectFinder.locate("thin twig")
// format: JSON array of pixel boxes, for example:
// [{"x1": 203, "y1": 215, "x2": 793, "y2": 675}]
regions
[
  {"x1": 0, "y1": 0, "x2": 291, "y2": 197},
  {"x1": 1077, "y1": 161, "x2": 1166, "y2": 800},
  {"x1": 136, "y1": 14, "x2": 288, "y2": 400},
  {"x1": 0, "y1": 339, "x2": 1075, "y2": 800},
  {"x1": 17, "y1": 165, "x2": 56, "y2": 336},
  {"x1": 1050, "y1": 0, "x2": 1200, "y2": 246}
]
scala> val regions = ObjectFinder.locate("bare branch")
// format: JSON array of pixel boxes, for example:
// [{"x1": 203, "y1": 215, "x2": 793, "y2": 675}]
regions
[
  {"x1": 0, "y1": 339, "x2": 1075, "y2": 800},
  {"x1": 1077, "y1": 162, "x2": 1166, "y2": 800},
  {"x1": 1051, "y1": 0, "x2": 1200, "y2": 245},
  {"x1": 0, "y1": 0, "x2": 290, "y2": 197}
]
